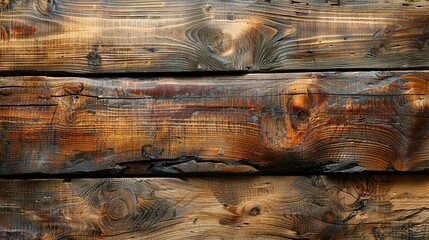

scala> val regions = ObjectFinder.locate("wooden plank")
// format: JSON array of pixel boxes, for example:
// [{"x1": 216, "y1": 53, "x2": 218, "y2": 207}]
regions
[
  {"x1": 1, "y1": 175, "x2": 429, "y2": 239},
  {"x1": 0, "y1": 0, "x2": 428, "y2": 73},
  {"x1": 1, "y1": 71, "x2": 428, "y2": 175}
]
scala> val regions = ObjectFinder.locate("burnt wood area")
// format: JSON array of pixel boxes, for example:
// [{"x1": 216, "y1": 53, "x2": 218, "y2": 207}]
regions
[{"x1": 1, "y1": 0, "x2": 429, "y2": 239}]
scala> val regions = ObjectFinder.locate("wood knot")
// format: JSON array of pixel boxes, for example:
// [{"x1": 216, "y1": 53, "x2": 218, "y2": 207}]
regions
[
  {"x1": 288, "y1": 94, "x2": 311, "y2": 125},
  {"x1": 367, "y1": 43, "x2": 386, "y2": 58},
  {"x1": 0, "y1": 0, "x2": 11, "y2": 9},
  {"x1": 99, "y1": 187, "x2": 139, "y2": 231},
  {"x1": 248, "y1": 207, "x2": 261, "y2": 216},
  {"x1": 91, "y1": 181, "x2": 179, "y2": 234},
  {"x1": 0, "y1": 25, "x2": 9, "y2": 42},
  {"x1": 142, "y1": 145, "x2": 163, "y2": 160},
  {"x1": 205, "y1": 5, "x2": 213, "y2": 12},
  {"x1": 227, "y1": 13, "x2": 236, "y2": 20},
  {"x1": 323, "y1": 210, "x2": 337, "y2": 223},
  {"x1": 87, "y1": 50, "x2": 102, "y2": 66},
  {"x1": 64, "y1": 82, "x2": 84, "y2": 95},
  {"x1": 210, "y1": 33, "x2": 233, "y2": 56},
  {"x1": 105, "y1": 198, "x2": 131, "y2": 221},
  {"x1": 297, "y1": 110, "x2": 309, "y2": 121},
  {"x1": 36, "y1": 0, "x2": 55, "y2": 16}
]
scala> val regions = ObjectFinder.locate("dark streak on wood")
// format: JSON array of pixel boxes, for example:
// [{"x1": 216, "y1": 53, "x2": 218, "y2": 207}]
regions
[{"x1": 0, "y1": 71, "x2": 428, "y2": 175}]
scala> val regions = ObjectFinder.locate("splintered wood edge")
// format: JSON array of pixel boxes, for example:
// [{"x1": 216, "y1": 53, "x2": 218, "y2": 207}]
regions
[{"x1": 0, "y1": 175, "x2": 428, "y2": 239}]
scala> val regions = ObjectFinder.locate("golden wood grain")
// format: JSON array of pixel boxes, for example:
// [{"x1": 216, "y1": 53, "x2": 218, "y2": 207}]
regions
[
  {"x1": 0, "y1": 0, "x2": 428, "y2": 73},
  {"x1": 0, "y1": 71, "x2": 428, "y2": 174},
  {"x1": 1, "y1": 175, "x2": 429, "y2": 239}
]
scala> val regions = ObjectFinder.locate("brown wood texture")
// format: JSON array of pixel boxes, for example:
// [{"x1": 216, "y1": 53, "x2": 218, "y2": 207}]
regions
[
  {"x1": 1, "y1": 175, "x2": 429, "y2": 239},
  {"x1": 1, "y1": 71, "x2": 428, "y2": 175},
  {"x1": 0, "y1": 0, "x2": 428, "y2": 73}
]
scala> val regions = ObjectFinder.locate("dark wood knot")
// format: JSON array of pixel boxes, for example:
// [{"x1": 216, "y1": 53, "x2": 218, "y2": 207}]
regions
[
  {"x1": 105, "y1": 198, "x2": 131, "y2": 221},
  {"x1": 87, "y1": 50, "x2": 102, "y2": 66},
  {"x1": 211, "y1": 33, "x2": 233, "y2": 55},
  {"x1": 323, "y1": 210, "x2": 337, "y2": 223},
  {"x1": 227, "y1": 13, "x2": 236, "y2": 20},
  {"x1": 36, "y1": 0, "x2": 55, "y2": 16},
  {"x1": 297, "y1": 110, "x2": 310, "y2": 121},
  {"x1": 0, "y1": 0, "x2": 11, "y2": 9},
  {"x1": 142, "y1": 145, "x2": 163, "y2": 160},
  {"x1": 249, "y1": 207, "x2": 261, "y2": 216},
  {"x1": 0, "y1": 25, "x2": 9, "y2": 42},
  {"x1": 63, "y1": 82, "x2": 84, "y2": 95},
  {"x1": 100, "y1": 188, "x2": 137, "y2": 229},
  {"x1": 205, "y1": 5, "x2": 213, "y2": 12}
]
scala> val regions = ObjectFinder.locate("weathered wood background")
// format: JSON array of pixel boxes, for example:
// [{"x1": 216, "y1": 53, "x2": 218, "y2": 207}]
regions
[
  {"x1": 1, "y1": 0, "x2": 429, "y2": 239},
  {"x1": 0, "y1": 0, "x2": 428, "y2": 73},
  {"x1": 1, "y1": 175, "x2": 429, "y2": 239}
]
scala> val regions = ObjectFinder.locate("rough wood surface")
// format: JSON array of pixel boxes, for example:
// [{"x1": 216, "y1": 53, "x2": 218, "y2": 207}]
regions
[
  {"x1": 1, "y1": 175, "x2": 429, "y2": 239},
  {"x1": 0, "y1": 0, "x2": 428, "y2": 73},
  {"x1": 1, "y1": 71, "x2": 428, "y2": 175}
]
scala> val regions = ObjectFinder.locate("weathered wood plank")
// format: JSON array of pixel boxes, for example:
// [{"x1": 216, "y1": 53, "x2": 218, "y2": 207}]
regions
[
  {"x1": 0, "y1": 175, "x2": 429, "y2": 239},
  {"x1": 0, "y1": 0, "x2": 428, "y2": 73},
  {"x1": 1, "y1": 71, "x2": 428, "y2": 174}
]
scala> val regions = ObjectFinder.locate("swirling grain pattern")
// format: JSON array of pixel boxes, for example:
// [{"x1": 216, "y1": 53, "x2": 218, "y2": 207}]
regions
[
  {"x1": 0, "y1": 71, "x2": 428, "y2": 174},
  {"x1": 1, "y1": 175, "x2": 429, "y2": 239},
  {"x1": 0, "y1": 0, "x2": 428, "y2": 73}
]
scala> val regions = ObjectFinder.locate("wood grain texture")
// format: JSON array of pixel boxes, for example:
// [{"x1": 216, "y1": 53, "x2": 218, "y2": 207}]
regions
[
  {"x1": 1, "y1": 175, "x2": 429, "y2": 239},
  {"x1": 1, "y1": 71, "x2": 428, "y2": 175},
  {"x1": 0, "y1": 0, "x2": 428, "y2": 73}
]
